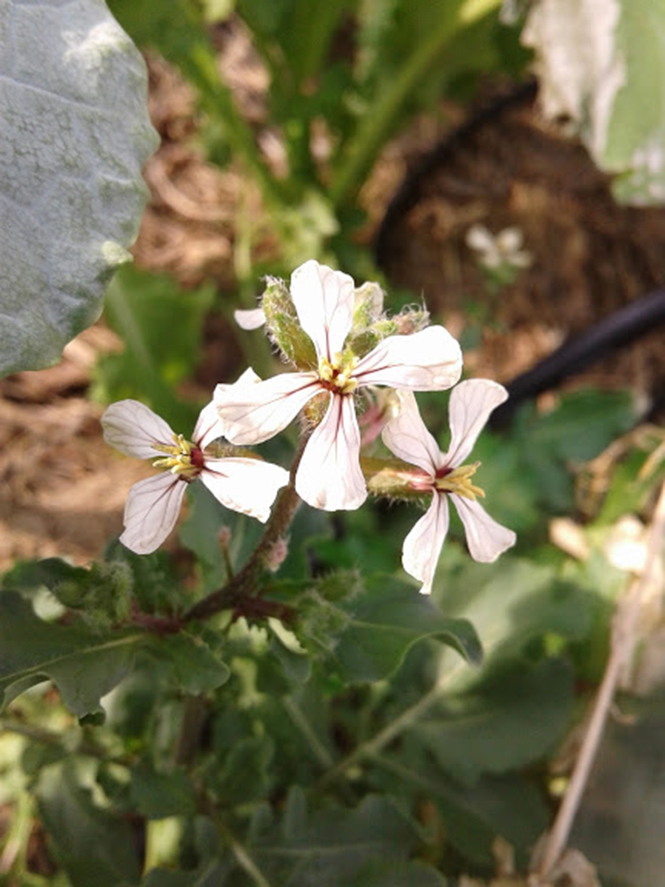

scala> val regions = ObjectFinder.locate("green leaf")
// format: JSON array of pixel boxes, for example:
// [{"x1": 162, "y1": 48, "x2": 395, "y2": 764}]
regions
[
  {"x1": 523, "y1": 0, "x2": 665, "y2": 204},
  {"x1": 130, "y1": 761, "x2": 197, "y2": 819},
  {"x1": 145, "y1": 632, "x2": 230, "y2": 695},
  {"x1": 351, "y1": 859, "x2": 448, "y2": 886},
  {"x1": 514, "y1": 390, "x2": 637, "y2": 513},
  {"x1": 37, "y1": 761, "x2": 142, "y2": 887},
  {"x1": 332, "y1": 575, "x2": 482, "y2": 683},
  {"x1": 248, "y1": 788, "x2": 422, "y2": 886},
  {"x1": 434, "y1": 557, "x2": 594, "y2": 688},
  {"x1": 0, "y1": 590, "x2": 143, "y2": 719},
  {"x1": 93, "y1": 265, "x2": 215, "y2": 429},
  {"x1": 369, "y1": 751, "x2": 549, "y2": 867},
  {"x1": 0, "y1": 0, "x2": 157, "y2": 375},
  {"x1": 203, "y1": 735, "x2": 274, "y2": 807},
  {"x1": 411, "y1": 658, "x2": 574, "y2": 783}
]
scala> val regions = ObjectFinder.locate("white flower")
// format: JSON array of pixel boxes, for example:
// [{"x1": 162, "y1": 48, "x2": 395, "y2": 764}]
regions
[
  {"x1": 101, "y1": 400, "x2": 290, "y2": 554},
  {"x1": 382, "y1": 380, "x2": 516, "y2": 593},
  {"x1": 215, "y1": 260, "x2": 463, "y2": 512},
  {"x1": 466, "y1": 223, "x2": 532, "y2": 270}
]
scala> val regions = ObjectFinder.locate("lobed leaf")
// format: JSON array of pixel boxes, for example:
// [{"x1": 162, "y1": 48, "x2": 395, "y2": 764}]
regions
[{"x1": 0, "y1": 590, "x2": 143, "y2": 719}]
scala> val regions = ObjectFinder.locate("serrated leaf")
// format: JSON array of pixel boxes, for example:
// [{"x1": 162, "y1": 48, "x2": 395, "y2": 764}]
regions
[
  {"x1": 146, "y1": 632, "x2": 230, "y2": 694},
  {"x1": 523, "y1": 0, "x2": 665, "y2": 204},
  {"x1": 0, "y1": 590, "x2": 143, "y2": 718},
  {"x1": 412, "y1": 658, "x2": 574, "y2": 783},
  {"x1": 332, "y1": 576, "x2": 482, "y2": 683},
  {"x1": 0, "y1": 0, "x2": 158, "y2": 375},
  {"x1": 37, "y1": 761, "x2": 142, "y2": 887}
]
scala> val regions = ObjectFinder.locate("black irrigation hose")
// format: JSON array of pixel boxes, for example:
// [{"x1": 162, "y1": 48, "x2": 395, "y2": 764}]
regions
[
  {"x1": 374, "y1": 79, "x2": 538, "y2": 269},
  {"x1": 490, "y1": 287, "x2": 665, "y2": 428},
  {"x1": 373, "y1": 80, "x2": 665, "y2": 426}
]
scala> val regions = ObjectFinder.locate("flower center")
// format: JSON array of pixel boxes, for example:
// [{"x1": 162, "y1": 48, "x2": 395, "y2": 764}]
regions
[
  {"x1": 318, "y1": 353, "x2": 358, "y2": 395},
  {"x1": 434, "y1": 462, "x2": 485, "y2": 500},
  {"x1": 152, "y1": 434, "x2": 204, "y2": 481}
]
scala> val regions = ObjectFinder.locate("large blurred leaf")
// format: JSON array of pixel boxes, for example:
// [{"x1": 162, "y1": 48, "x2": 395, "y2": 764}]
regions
[
  {"x1": 434, "y1": 557, "x2": 594, "y2": 687},
  {"x1": 93, "y1": 265, "x2": 215, "y2": 430},
  {"x1": 0, "y1": 0, "x2": 157, "y2": 375},
  {"x1": 523, "y1": 0, "x2": 665, "y2": 204},
  {"x1": 0, "y1": 590, "x2": 144, "y2": 719},
  {"x1": 247, "y1": 789, "x2": 422, "y2": 886},
  {"x1": 369, "y1": 750, "x2": 549, "y2": 868},
  {"x1": 411, "y1": 658, "x2": 574, "y2": 783},
  {"x1": 319, "y1": 575, "x2": 482, "y2": 683},
  {"x1": 37, "y1": 761, "x2": 142, "y2": 887}
]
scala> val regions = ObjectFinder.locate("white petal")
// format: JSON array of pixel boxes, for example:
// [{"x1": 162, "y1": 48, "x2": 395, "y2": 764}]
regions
[
  {"x1": 444, "y1": 379, "x2": 508, "y2": 467},
  {"x1": 466, "y1": 223, "x2": 495, "y2": 252},
  {"x1": 353, "y1": 326, "x2": 462, "y2": 391},
  {"x1": 102, "y1": 400, "x2": 174, "y2": 459},
  {"x1": 234, "y1": 307, "x2": 266, "y2": 330},
  {"x1": 200, "y1": 458, "x2": 290, "y2": 523},
  {"x1": 214, "y1": 371, "x2": 321, "y2": 445},
  {"x1": 402, "y1": 495, "x2": 449, "y2": 595},
  {"x1": 193, "y1": 400, "x2": 226, "y2": 449},
  {"x1": 290, "y1": 260, "x2": 355, "y2": 359},
  {"x1": 451, "y1": 495, "x2": 516, "y2": 563},
  {"x1": 381, "y1": 390, "x2": 441, "y2": 474},
  {"x1": 295, "y1": 394, "x2": 366, "y2": 511},
  {"x1": 120, "y1": 472, "x2": 186, "y2": 554}
]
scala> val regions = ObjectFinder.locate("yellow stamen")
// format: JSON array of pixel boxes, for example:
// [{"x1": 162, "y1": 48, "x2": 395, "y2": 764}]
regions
[
  {"x1": 318, "y1": 353, "x2": 358, "y2": 394},
  {"x1": 435, "y1": 462, "x2": 485, "y2": 501},
  {"x1": 152, "y1": 433, "x2": 200, "y2": 479}
]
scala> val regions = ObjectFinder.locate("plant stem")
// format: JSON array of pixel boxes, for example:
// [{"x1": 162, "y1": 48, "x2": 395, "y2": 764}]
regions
[
  {"x1": 182, "y1": 436, "x2": 308, "y2": 625},
  {"x1": 531, "y1": 481, "x2": 665, "y2": 882}
]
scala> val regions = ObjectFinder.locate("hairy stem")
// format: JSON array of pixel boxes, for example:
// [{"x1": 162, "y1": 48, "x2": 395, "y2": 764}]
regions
[{"x1": 182, "y1": 436, "x2": 307, "y2": 625}]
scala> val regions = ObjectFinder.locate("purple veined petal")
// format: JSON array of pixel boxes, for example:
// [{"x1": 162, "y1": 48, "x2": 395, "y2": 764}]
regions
[
  {"x1": 450, "y1": 494, "x2": 516, "y2": 563},
  {"x1": 402, "y1": 494, "x2": 449, "y2": 595},
  {"x1": 353, "y1": 326, "x2": 462, "y2": 391},
  {"x1": 234, "y1": 307, "x2": 266, "y2": 330},
  {"x1": 295, "y1": 394, "x2": 367, "y2": 511},
  {"x1": 102, "y1": 400, "x2": 174, "y2": 459},
  {"x1": 443, "y1": 379, "x2": 509, "y2": 467},
  {"x1": 215, "y1": 371, "x2": 321, "y2": 445},
  {"x1": 193, "y1": 400, "x2": 226, "y2": 449},
  {"x1": 290, "y1": 260, "x2": 355, "y2": 360},
  {"x1": 200, "y1": 458, "x2": 290, "y2": 523},
  {"x1": 120, "y1": 472, "x2": 186, "y2": 554},
  {"x1": 381, "y1": 390, "x2": 442, "y2": 475}
]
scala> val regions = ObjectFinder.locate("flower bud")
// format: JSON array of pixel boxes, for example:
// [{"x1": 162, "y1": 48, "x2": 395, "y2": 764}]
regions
[{"x1": 262, "y1": 276, "x2": 317, "y2": 369}]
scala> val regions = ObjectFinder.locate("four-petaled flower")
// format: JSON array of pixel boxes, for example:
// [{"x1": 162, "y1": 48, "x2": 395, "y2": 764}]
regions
[
  {"x1": 215, "y1": 260, "x2": 463, "y2": 511},
  {"x1": 101, "y1": 400, "x2": 290, "y2": 554},
  {"x1": 382, "y1": 380, "x2": 516, "y2": 594}
]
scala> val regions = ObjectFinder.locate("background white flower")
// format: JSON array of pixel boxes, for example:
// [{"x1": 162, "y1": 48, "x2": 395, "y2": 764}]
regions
[
  {"x1": 216, "y1": 260, "x2": 463, "y2": 512},
  {"x1": 382, "y1": 380, "x2": 516, "y2": 593},
  {"x1": 101, "y1": 400, "x2": 289, "y2": 554}
]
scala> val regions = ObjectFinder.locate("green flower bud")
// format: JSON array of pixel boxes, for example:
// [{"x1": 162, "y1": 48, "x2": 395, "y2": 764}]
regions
[{"x1": 262, "y1": 276, "x2": 317, "y2": 369}]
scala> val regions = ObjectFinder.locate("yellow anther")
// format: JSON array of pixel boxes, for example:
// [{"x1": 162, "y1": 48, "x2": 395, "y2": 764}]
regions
[
  {"x1": 318, "y1": 354, "x2": 358, "y2": 395},
  {"x1": 151, "y1": 434, "x2": 200, "y2": 479},
  {"x1": 435, "y1": 462, "x2": 485, "y2": 501}
]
